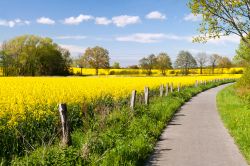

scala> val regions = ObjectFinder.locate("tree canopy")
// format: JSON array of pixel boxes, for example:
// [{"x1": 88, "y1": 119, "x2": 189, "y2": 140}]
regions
[
  {"x1": 0, "y1": 35, "x2": 71, "y2": 76},
  {"x1": 189, "y1": 0, "x2": 250, "y2": 45},
  {"x1": 235, "y1": 33, "x2": 250, "y2": 66},
  {"x1": 196, "y1": 52, "x2": 208, "y2": 74},
  {"x1": 175, "y1": 51, "x2": 197, "y2": 75},
  {"x1": 82, "y1": 46, "x2": 110, "y2": 75},
  {"x1": 139, "y1": 54, "x2": 157, "y2": 75},
  {"x1": 209, "y1": 54, "x2": 221, "y2": 74},
  {"x1": 156, "y1": 52, "x2": 172, "y2": 75}
]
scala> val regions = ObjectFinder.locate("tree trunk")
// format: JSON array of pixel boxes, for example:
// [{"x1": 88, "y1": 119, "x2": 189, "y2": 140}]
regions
[
  {"x1": 95, "y1": 68, "x2": 98, "y2": 75},
  {"x1": 212, "y1": 64, "x2": 215, "y2": 74},
  {"x1": 80, "y1": 67, "x2": 83, "y2": 76},
  {"x1": 200, "y1": 66, "x2": 203, "y2": 74}
]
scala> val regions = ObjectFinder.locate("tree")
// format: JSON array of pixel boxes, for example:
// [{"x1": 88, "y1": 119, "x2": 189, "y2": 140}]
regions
[
  {"x1": 235, "y1": 33, "x2": 250, "y2": 66},
  {"x1": 82, "y1": 46, "x2": 110, "y2": 75},
  {"x1": 209, "y1": 54, "x2": 221, "y2": 74},
  {"x1": 127, "y1": 65, "x2": 139, "y2": 69},
  {"x1": 139, "y1": 54, "x2": 157, "y2": 75},
  {"x1": 175, "y1": 51, "x2": 197, "y2": 75},
  {"x1": 196, "y1": 52, "x2": 207, "y2": 74},
  {"x1": 74, "y1": 55, "x2": 86, "y2": 75},
  {"x1": 189, "y1": 0, "x2": 250, "y2": 45},
  {"x1": 156, "y1": 52, "x2": 172, "y2": 75},
  {"x1": 0, "y1": 35, "x2": 71, "y2": 76},
  {"x1": 218, "y1": 56, "x2": 232, "y2": 73},
  {"x1": 112, "y1": 62, "x2": 121, "y2": 69}
]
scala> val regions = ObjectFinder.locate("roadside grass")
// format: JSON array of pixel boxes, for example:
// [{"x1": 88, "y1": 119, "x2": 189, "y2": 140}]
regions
[
  {"x1": 5, "y1": 81, "x2": 232, "y2": 165},
  {"x1": 217, "y1": 85, "x2": 250, "y2": 164}
]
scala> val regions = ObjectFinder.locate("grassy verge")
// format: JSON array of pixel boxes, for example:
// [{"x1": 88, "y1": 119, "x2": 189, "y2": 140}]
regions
[
  {"x1": 2, "y1": 81, "x2": 233, "y2": 165},
  {"x1": 217, "y1": 85, "x2": 250, "y2": 164}
]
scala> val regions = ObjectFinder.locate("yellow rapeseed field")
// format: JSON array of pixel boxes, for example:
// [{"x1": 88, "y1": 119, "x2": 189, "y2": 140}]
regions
[
  {"x1": 0, "y1": 75, "x2": 241, "y2": 127},
  {"x1": 71, "y1": 67, "x2": 244, "y2": 76}
]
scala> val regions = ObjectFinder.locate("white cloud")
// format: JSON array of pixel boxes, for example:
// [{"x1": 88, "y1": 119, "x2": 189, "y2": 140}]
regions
[
  {"x1": 0, "y1": 19, "x2": 30, "y2": 28},
  {"x1": 116, "y1": 33, "x2": 193, "y2": 43},
  {"x1": 59, "y1": 44, "x2": 86, "y2": 55},
  {"x1": 146, "y1": 11, "x2": 166, "y2": 20},
  {"x1": 184, "y1": 13, "x2": 202, "y2": 22},
  {"x1": 63, "y1": 14, "x2": 94, "y2": 25},
  {"x1": 37, "y1": 17, "x2": 55, "y2": 25},
  {"x1": 112, "y1": 15, "x2": 140, "y2": 27},
  {"x1": 207, "y1": 34, "x2": 240, "y2": 44},
  {"x1": 116, "y1": 33, "x2": 167, "y2": 43},
  {"x1": 95, "y1": 17, "x2": 112, "y2": 25},
  {"x1": 55, "y1": 35, "x2": 86, "y2": 40}
]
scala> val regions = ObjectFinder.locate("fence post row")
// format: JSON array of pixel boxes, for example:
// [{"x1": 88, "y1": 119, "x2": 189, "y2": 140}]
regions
[
  {"x1": 144, "y1": 87, "x2": 149, "y2": 105},
  {"x1": 58, "y1": 103, "x2": 71, "y2": 147},
  {"x1": 165, "y1": 83, "x2": 169, "y2": 96},
  {"x1": 130, "y1": 90, "x2": 136, "y2": 110}
]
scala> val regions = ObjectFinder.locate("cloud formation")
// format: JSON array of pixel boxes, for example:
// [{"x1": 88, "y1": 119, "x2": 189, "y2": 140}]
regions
[
  {"x1": 146, "y1": 11, "x2": 166, "y2": 20},
  {"x1": 0, "y1": 19, "x2": 30, "y2": 28},
  {"x1": 116, "y1": 33, "x2": 167, "y2": 43},
  {"x1": 95, "y1": 17, "x2": 112, "y2": 25},
  {"x1": 184, "y1": 13, "x2": 202, "y2": 22},
  {"x1": 59, "y1": 44, "x2": 86, "y2": 55},
  {"x1": 37, "y1": 17, "x2": 55, "y2": 25},
  {"x1": 116, "y1": 33, "x2": 192, "y2": 43},
  {"x1": 63, "y1": 14, "x2": 94, "y2": 25},
  {"x1": 55, "y1": 35, "x2": 86, "y2": 40},
  {"x1": 112, "y1": 15, "x2": 140, "y2": 27}
]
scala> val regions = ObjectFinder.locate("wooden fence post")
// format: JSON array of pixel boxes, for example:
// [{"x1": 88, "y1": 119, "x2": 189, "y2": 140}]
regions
[
  {"x1": 160, "y1": 84, "x2": 164, "y2": 97},
  {"x1": 177, "y1": 83, "x2": 180, "y2": 92},
  {"x1": 130, "y1": 90, "x2": 136, "y2": 110},
  {"x1": 165, "y1": 83, "x2": 169, "y2": 96},
  {"x1": 59, "y1": 103, "x2": 71, "y2": 147},
  {"x1": 144, "y1": 87, "x2": 149, "y2": 105},
  {"x1": 195, "y1": 80, "x2": 198, "y2": 87},
  {"x1": 170, "y1": 83, "x2": 173, "y2": 93}
]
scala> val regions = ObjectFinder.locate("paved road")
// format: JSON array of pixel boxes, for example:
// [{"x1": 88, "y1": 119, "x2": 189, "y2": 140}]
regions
[{"x1": 146, "y1": 84, "x2": 248, "y2": 166}]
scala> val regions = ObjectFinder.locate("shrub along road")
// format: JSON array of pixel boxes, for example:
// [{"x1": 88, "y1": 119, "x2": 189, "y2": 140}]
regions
[{"x1": 146, "y1": 84, "x2": 248, "y2": 166}]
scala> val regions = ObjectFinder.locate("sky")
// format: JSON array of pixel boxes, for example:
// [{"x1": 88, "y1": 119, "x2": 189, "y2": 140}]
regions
[{"x1": 0, "y1": 0, "x2": 241, "y2": 66}]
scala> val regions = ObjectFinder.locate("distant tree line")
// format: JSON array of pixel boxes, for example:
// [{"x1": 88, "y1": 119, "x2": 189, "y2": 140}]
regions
[
  {"x1": 0, "y1": 35, "x2": 240, "y2": 77},
  {"x1": 137, "y1": 51, "x2": 233, "y2": 76},
  {"x1": 0, "y1": 35, "x2": 71, "y2": 76}
]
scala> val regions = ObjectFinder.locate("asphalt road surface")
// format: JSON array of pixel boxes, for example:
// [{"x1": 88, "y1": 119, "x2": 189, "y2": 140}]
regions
[{"x1": 146, "y1": 84, "x2": 248, "y2": 166}]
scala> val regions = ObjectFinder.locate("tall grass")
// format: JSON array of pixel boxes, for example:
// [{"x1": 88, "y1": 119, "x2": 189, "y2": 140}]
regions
[{"x1": 217, "y1": 85, "x2": 250, "y2": 164}]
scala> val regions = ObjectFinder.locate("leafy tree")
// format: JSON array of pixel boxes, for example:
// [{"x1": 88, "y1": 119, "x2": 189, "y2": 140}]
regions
[
  {"x1": 156, "y1": 52, "x2": 172, "y2": 75},
  {"x1": 218, "y1": 56, "x2": 232, "y2": 73},
  {"x1": 82, "y1": 46, "x2": 110, "y2": 75},
  {"x1": 127, "y1": 65, "x2": 139, "y2": 69},
  {"x1": 175, "y1": 51, "x2": 197, "y2": 75},
  {"x1": 235, "y1": 33, "x2": 250, "y2": 66},
  {"x1": 112, "y1": 62, "x2": 121, "y2": 69},
  {"x1": 196, "y1": 52, "x2": 207, "y2": 74},
  {"x1": 139, "y1": 54, "x2": 157, "y2": 75},
  {"x1": 189, "y1": 0, "x2": 250, "y2": 45},
  {"x1": 0, "y1": 35, "x2": 71, "y2": 76},
  {"x1": 74, "y1": 55, "x2": 86, "y2": 75},
  {"x1": 209, "y1": 54, "x2": 221, "y2": 74}
]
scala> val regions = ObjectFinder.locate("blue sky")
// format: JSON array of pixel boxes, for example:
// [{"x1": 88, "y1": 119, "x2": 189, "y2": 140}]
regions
[{"x1": 0, "y1": 0, "x2": 240, "y2": 66}]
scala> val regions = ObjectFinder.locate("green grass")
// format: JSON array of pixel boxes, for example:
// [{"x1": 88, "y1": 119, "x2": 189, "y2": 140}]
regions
[
  {"x1": 217, "y1": 85, "x2": 250, "y2": 163},
  {"x1": 2, "y1": 81, "x2": 234, "y2": 165}
]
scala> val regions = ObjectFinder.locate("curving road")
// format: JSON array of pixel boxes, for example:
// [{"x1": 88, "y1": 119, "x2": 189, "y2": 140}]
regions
[{"x1": 146, "y1": 84, "x2": 248, "y2": 166}]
